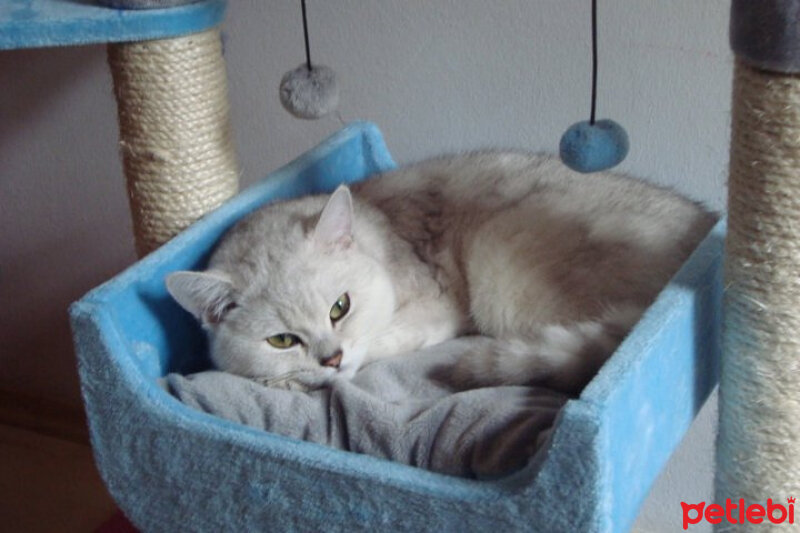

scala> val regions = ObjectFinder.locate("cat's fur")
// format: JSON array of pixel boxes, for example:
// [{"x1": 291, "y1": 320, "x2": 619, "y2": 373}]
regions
[{"x1": 167, "y1": 153, "x2": 715, "y2": 393}]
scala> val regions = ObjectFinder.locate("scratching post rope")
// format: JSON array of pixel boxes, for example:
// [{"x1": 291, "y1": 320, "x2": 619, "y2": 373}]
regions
[
  {"x1": 716, "y1": 59, "x2": 800, "y2": 509},
  {"x1": 108, "y1": 28, "x2": 238, "y2": 257}
]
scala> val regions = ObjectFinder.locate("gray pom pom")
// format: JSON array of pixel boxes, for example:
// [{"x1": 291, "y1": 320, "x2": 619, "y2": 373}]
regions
[{"x1": 279, "y1": 64, "x2": 339, "y2": 120}]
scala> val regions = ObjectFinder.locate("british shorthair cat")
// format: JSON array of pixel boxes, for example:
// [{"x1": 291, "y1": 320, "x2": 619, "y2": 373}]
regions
[{"x1": 167, "y1": 152, "x2": 715, "y2": 393}]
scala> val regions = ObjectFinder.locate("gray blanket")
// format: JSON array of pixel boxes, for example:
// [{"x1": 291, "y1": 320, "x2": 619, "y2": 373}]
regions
[{"x1": 162, "y1": 337, "x2": 567, "y2": 478}]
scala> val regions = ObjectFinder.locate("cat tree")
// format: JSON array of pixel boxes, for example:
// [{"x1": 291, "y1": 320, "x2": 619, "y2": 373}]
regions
[
  {"x1": 4, "y1": 0, "x2": 797, "y2": 530},
  {"x1": 716, "y1": 0, "x2": 800, "y2": 512},
  {"x1": 0, "y1": 0, "x2": 238, "y2": 257}
]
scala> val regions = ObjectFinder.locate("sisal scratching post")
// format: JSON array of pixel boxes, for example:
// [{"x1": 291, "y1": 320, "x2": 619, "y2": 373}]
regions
[
  {"x1": 108, "y1": 27, "x2": 239, "y2": 257},
  {"x1": 717, "y1": 0, "x2": 800, "y2": 517}
]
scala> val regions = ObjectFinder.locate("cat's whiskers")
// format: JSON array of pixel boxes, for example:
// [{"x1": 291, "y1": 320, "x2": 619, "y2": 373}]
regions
[{"x1": 260, "y1": 368, "x2": 319, "y2": 388}]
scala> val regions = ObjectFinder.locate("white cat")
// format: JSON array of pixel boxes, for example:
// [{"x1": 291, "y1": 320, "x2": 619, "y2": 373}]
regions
[{"x1": 167, "y1": 153, "x2": 715, "y2": 393}]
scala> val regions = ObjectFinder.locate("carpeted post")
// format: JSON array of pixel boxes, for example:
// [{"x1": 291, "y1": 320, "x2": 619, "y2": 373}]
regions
[
  {"x1": 107, "y1": 27, "x2": 239, "y2": 257},
  {"x1": 716, "y1": 0, "x2": 800, "y2": 523}
]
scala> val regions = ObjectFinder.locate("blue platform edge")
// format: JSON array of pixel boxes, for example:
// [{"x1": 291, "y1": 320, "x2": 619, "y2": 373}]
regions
[
  {"x1": 0, "y1": 0, "x2": 226, "y2": 50},
  {"x1": 70, "y1": 122, "x2": 723, "y2": 533}
]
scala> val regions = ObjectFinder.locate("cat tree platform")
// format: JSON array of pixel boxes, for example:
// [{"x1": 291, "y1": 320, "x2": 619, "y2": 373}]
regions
[
  {"x1": 0, "y1": 0, "x2": 225, "y2": 50},
  {"x1": 70, "y1": 122, "x2": 723, "y2": 532}
]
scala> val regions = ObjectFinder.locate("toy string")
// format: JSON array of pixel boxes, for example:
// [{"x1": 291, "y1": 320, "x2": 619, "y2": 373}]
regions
[
  {"x1": 301, "y1": 0, "x2": 312, "y2": 70},
  {"x1": 590, "y1": 0, "x2": 598, "y2": 125}
]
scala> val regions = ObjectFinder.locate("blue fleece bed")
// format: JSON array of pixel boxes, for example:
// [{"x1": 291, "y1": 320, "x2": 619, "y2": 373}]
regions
[{"x1": 71, "y1": 122, "x2": 723, "y2": 532}]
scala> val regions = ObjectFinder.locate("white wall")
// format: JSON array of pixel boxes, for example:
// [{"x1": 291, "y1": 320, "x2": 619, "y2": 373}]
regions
[{"x1": 0, "y1": 1, "x2": 730, "y2": 530}]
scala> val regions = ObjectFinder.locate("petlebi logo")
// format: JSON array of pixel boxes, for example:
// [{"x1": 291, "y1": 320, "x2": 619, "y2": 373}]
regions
[{"x1": 681, "y1": 497, "x2": 796, "y2": 529}]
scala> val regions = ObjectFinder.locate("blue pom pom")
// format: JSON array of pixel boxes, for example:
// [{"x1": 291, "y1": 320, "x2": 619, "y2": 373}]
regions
[{"x1": 559, "y1": 119, "x2": 629, "y2": 173}]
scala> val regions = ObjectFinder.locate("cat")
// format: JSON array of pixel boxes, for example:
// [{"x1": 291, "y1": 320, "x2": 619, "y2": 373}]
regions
[{"x1": 166, "y1": 152, "x2": 715, "y2": 394}]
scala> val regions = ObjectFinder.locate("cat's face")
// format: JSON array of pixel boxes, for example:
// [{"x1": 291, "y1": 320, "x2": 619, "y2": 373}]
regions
[
  {"x1": 209, "y1": 235, "x2": 396, "y2": 389},
  {"x1": 167, "y1": 186, "x2": 397, "y2": 390}
]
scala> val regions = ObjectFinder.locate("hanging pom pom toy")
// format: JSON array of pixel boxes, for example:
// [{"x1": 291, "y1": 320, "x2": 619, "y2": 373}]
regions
[
  {"x1": 560, "y1": 119, "x2": 629, "y2": 173},
  {"x1": 279, "y1": 0, "x2": 339, "y2": 120},
  {"x1": 280, "y1": 64, "x2": 339, "y2": 120},
  {"x1": 559, "y1": 0, "x2": 629, "y2": 173}
]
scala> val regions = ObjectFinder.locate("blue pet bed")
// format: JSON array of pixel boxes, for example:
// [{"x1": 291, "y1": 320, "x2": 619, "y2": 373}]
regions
[{"x1": 71, "y1": 122, "x2": 723, "y2": 532}]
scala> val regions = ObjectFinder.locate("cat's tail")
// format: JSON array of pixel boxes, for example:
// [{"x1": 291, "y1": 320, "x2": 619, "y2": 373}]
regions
[{"x1": 449, "y1": 305, "x2": 643, "y2": 394}]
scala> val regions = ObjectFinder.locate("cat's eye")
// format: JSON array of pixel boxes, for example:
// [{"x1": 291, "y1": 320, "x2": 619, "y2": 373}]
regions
[
  {"x1": 329, "y1": 293, "x2": 351, "y2": 323},
  {"x1": 266, "y1": 333, "x2": 301, "y2": 349}
]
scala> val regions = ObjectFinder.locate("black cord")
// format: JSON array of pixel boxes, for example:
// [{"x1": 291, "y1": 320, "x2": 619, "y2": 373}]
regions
[
  {"x1": 301, "y1": 0, "x2": 312, "y2": 70},
  {"x1": 590, "y1": 0, "x2": 598, "y2": 125}
]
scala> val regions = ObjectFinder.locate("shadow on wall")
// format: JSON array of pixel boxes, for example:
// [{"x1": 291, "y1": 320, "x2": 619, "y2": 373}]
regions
[
  {"x1": 0, "y1": 46, "x2": 96, "y2": 150},
  {"x1": 0, "y1": 45, "x2": 137, "y2": 410}
]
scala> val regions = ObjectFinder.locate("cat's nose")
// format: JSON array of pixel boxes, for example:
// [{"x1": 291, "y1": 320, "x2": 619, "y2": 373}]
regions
[{"x1": 321, "y1": 351, "x2": 343, "y2": 369}]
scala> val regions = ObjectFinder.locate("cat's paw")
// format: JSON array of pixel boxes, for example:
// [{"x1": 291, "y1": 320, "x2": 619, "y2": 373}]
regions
[
  {"x1": 255, "y1": 376, "x2": 312, "y2": 392},
  {"x1": 255, "y1": 370, "x2": 335, "y2": 392},
  {"x1": 284, "y1": 379, "x2": 315, "y2": 392}
]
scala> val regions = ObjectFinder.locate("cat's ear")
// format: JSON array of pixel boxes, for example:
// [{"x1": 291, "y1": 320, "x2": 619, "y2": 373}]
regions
[
  {"x1": 166, "y1": 270, "x2": 237, "y2": 326},
  {"x1": 313, "y1": 185, "x2": 353, "y2": 248}
]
